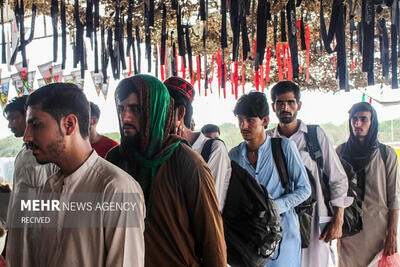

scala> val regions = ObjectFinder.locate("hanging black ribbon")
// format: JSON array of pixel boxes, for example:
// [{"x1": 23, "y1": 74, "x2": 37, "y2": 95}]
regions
[
  {"x1": 221, "y1": 0, "x2": 228, "y2": 49},
  {"x1": 101, "y1": 25, "x2": 109, "y2": 83},
  {"x1": 161, "y1": 4, "x2": 167, "y2": 66},
  {"x1": 154, "y1": 44, "x2": 158, "y2": 78},
  {"x1": 1, "y1": 0, "x2": 5, "y2": 64},
  {"x1": 145, "y1": 3, "x2": 151, "y2": 73},
  {"x1": 185, "y1": 26, "x2": 193, "y2": 79},
  {"x1": 149, "y1": 0, "x2": 154, "y2": 26},
  {"x1": 171, "y1": 31, "x2": 177, "y2": 76},
  {"x1": 93, "y1": 0, "x2": 99, "y2": 72},
  {"x1": 362, "y1": 0, "x2": 375, "y2": 85},
  {"x1": 287, "y1": 0, "x2": 299, "y2": 78},
  {"x1": 378, "y1": 19, "x2": 390, "y2": 80},
  {"x1": 177, "y1": 4, "x2": 186, "y2": 66},
  {"x1": 51, "y1": 0, "x2": 58, "y2": 62},
  {"x1": 273, "y1": 14, "x2": 278, "y2": 46},
  {"x1": 391, "y1": 0, "x2": 399, "y2": 88},
  {"x1": 200, "y1": 0, "x2": 206, "y2": 20},
  {"x1": 86, "y1": 0, "x2": 93, "y2": 46},
  {"x1": 119, "y1": 15, "x2": 126, "y2": 71},
  {"x1": 61, "y1": 0, "x2": 66, "y2": 69},
  {"x1": 336, "y1": 2, "x2": 349, "y2": 90},
  {"x1": 255, "y1": 0, "x2": 268, "y2": 69},
  {"x1": 250, "y1": 0, "x2": 256, "y2": 48},
  {"x1": 241, "y1": 0, "x2": 250, "y2": 60},
  {"x1": 281, "y1": 11, "x2": 287, "y2": 42},
  {"x1": 230, "y1": 0, "x2": 240, "y2": 61},
  {"x1": 126, "y1": 0, "x2": 133, "y2": 57},
  {"x1": 136, "y1": 26, "x2": 141, "y2": 74},
  {"x1": 300, "y1": 17, "x2": 306, "y2": 50},
  {"x1": 11, "y1": 1, "x2": 36, "y2": 67}
]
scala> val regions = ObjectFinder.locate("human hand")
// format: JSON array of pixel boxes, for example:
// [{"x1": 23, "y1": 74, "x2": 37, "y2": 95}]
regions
[{"x1": 383, "y1": 230, "x2": 397, "y2": 256}]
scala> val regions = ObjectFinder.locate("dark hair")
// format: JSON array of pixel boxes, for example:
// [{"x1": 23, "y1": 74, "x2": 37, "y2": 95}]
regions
[
  {"x1": 201, "y1": 124, "x2": 220, "y2": 135},
  {"x1": 234, "y1": 91, "x2": 269, "y2": 119},
  {"x1": 115, "y1": 78, "x2": 139, "y2": 102},
  {"x1": 349, "y1": 102, "x2": 375, "y2": 118},
  {"x1": 270, "y1": 81, "x2": 301, "y2": 102},
  {"x1": 26, "y1": 83, "x2": 90, "y2": 138},
  {"x1": 168, "y1": 90, "x2": 193, "y2": 128},
  {"x1": 90, "y1": 102, "x2": 100, "y2": 119},
  {"x1": 4, "y1": 95, "x2": 28, "y2": 117}
]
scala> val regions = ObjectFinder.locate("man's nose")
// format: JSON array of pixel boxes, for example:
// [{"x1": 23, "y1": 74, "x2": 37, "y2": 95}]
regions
[
  {"x1": 121, "y1": 108, "x2": 131, "y2": 123},
  {"x1": 240, "y1": 120, "x2": 248, "y2": 129},
  {"x1": 23, "y1": 126, "x2": 32, "y2": 143}
]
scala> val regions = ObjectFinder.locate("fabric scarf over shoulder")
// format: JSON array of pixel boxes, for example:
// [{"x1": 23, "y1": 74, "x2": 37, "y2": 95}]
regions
[{"x1": 115, "y1": 74, "x2": 182, "y2": 217}]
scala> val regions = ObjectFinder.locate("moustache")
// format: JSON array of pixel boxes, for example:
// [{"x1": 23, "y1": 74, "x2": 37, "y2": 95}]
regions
[
  {"x1": 279, "y1": 111, "x2": 292, "y2": 116},
  {"x1": 25, "y1": 142, "x2": 40, "y2": 150},
  {"x1": 122, "y1": 123, "x2": 137, "y2": 130}
]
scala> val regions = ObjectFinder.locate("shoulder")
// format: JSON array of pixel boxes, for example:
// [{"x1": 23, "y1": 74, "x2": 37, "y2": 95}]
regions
[
  {"x1": 336, "y1": 143, "x2": 345, "y2": 155},
  {"x1": 229, "y1": 142, "x2": 244, "y2": 161},
  {"x1": 381, "y1": 144, "x2": 398, "y2": 164}
]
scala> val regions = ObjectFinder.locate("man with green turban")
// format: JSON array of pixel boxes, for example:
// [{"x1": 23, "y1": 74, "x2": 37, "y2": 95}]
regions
[{"x1": 106, "y1": 75, "x2": 226, "y2": 267}]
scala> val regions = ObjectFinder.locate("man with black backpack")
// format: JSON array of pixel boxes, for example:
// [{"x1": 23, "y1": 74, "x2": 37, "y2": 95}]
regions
[
  {"x1": 267, "y1": 81, "x2": 352, "y2": 267},
  {"x1": 164, "y1": 76, "x2": 231, "y2": 212},
  {"x1": 337, "y1": 102, "x2": 400, "y2": 267},
  {"x1": 230, "y1": 91, "x2": 311, "y2": 267}
]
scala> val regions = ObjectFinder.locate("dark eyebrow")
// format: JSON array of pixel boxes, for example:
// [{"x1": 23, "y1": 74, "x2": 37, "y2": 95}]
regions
[{"x1": 27, "y1": 117, "x2": 38, "y2": 124}]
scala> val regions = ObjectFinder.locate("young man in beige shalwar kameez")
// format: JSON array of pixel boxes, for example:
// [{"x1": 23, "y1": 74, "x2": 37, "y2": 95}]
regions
[
  {"x1": 337, "y1": 102, "x2": 400, "y2": 267},
  {"x1": 22, "y1": 83, "x2": 145, "y2": 267}
]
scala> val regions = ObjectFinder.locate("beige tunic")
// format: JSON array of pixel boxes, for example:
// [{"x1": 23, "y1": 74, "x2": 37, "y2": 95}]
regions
[
  {"x1": 337, "y1": 144, "x2": 400, "y2": 267},
  {"x1": 29, "y1": 151, "x2": 145, "y2": 267}
]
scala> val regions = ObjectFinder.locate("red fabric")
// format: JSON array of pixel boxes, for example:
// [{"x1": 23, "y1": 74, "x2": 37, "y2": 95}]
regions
[
  {"x1": 351, "y1": 60, "x2": 355, "y2": 71},
  {"x1": 128, "y1": 54, "x2": 132, "y2": 77},
  {"x1": 299, "y1": 51, "x2": 302, "y2": 74},
  {"x1": 276, "y1": 43, "x2": 283, "y2": 81},
  {"x1": 253, "y1": 39, "x2": 257, "y2": 60},
  {"x1": 332, "y1": 41, "x2": 336, "y2": 70},
  {"x1": 230, "y1": 63, "x2": 234, "y2": 95},
  {"x1": 181, "y1": 56, "x2": 186, "y2": 79},
  {"x1": 306, "y1": 24, "x2": 310, "y2": 83},
  {"x1": 92, "y1": 135, "x2": 119, "y2": 158},
  {"x1": 210, "y1": 55, "x2": 215, "y2": 93},
  {"x1": 217, "y1": 50, "x2": 222, "y2": 94},
  {"x1": 287, "y1": 46, "x2": 293, "y2": 81},
  {"x1": 196, "y1": 55, "x2": 201, "y2": 96},
  {"x1": 0, "y1": 255, "x2": 5, "y2": 267},
  {"x1": 164, "y1": 49, "x2": 168, "y2": 80},
  {"x1": 266, "y1": 47, "x2": 271, "y2": 82},
  {"x1": 283, "y1": 44, "x2": 287, "y2": 78},
  {"x1": 234, "y1": 61, "x2": 239, "y2": 99},
  {"x1": 223, "y1": 61, "x2": 227, "y2": 98},
  {"x1": 259, "y1": 64, "x2": 264, "y2": 92},
  {"x1": 378, "y1": 253, "x2": 400, "y2": 267},
  {"x1": 255, "y1": 70, "x2": 259, "y2": 91},
  {"x1": 241, "y1": 51, "x2": 245, "y2": 94}
]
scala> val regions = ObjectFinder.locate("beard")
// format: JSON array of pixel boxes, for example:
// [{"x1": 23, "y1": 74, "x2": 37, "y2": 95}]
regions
[
  {"x1": 122, "y1": 133, "x2": 141, "y2": 154},
  {"x1": 279, "y1": 111, "x2": 297, "y2": 124}
]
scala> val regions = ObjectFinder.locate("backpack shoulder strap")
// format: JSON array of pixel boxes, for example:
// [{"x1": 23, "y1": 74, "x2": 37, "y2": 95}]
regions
[
  {"x1": 379, "y1": 143, "x2": 388, "y2": 166},
  {"x1": 271, "y1": 138, "x2": 290, "y2": 194},
  {"x1": 306, "y1": 125, "x2": 324, "y2": 170},
  {"x1": 201, "y1": 138, "x2": 224, "y2": 163}
]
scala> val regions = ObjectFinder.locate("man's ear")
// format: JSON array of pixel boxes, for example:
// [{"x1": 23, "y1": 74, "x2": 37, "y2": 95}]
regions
[
  {"x1": 176, "y1": 105, "x2": 186, "y2": 123},
  {"x1": 297, "y1": 100, "x2": 302, "y2": 111},
  {"x1": 262, "y1": 115, "x2": 269, "y2": 129},
  {"x1": 90, "y1": 116, "x2": 98, "y2": 127},
  {"x1": 61, "y1": 114, "x2": 78, "y2": 136}
]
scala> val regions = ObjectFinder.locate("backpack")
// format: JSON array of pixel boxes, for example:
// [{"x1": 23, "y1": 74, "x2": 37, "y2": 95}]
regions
[
  {"x1": 337, "y1": 142, "x2": 388, "y2": 237},
  {"x1": 201, "y1": 139, "x2": 283, "y2": 267},
  {"x1": 271, "y1": 137, "x2": 317, "y2": 248}
]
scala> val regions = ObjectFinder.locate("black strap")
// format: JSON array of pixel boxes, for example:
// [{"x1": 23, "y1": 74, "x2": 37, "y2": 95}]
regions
[
  {"x1": 271, "y1": 138, "x2": 290, "y2": 194},
  {"x1": 201, "y1": 138, "x2": 224, "y2": 163},
  {"x1": 379, "y1": 143, "x2": 388, "y2": 165}
]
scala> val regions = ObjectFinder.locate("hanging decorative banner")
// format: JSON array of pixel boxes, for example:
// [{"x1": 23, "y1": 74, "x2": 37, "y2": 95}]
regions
[
  {"x1": 223, "y1": 60, "x2": 227, "y2": 98},
  {"x1": 234, "y1": 61, "x2": 239, "y2": 99},
  {"x1": 91, "y1": 71, "x2": 103, "y2": 96},
  {"x1": 230, "y1": 62, "x2": 234, "y2": 95},
  {"x1": 217, "y1": 50, "x2": 222, "y2": 91},
  {"x1": 196, "y1": 55, "x2": 201, "y2": 96},
  {"x1": 38, "y1": 62, "x2": 53, "y2": 84},
  {"x1": 0, "y1": 77, "x2": 10, "y2": 109},
  {"x1": 283, "y1": 44, "x2": 287, "y2": 78},
  {"x1": 27, "y1": 71, "x2": 35, "y2": 92},
  {"x1": 71, "y1": 70, "x2": 84, "y2": 89},
  {"x1": 209, "y1": 55, "x2": 215, "y2": 93},
  {"x1": 259, "y1": 64, "x2": 264, "y2": 92},
  {"x1": 37, "y1": 78, "x2": 46, "y2": 87},
  {"x1": 15, "y1": 61, "x2": 29, "y2": 91},
  {"x1": 52, "y1": 64, "x2": 63, "y2": 82},
  {"x1": 63, "y1": 74, "x2": 74, "y2": 83},
  {"x1": 101, "y1": 77, "x2": 110, "y2": 100},
  {"x1": 276, "y1": 43, "x2": 283, "y2": 81},
  {"x1": 11, "y1": 73, "x2": 28, "y2": 96},
  {"x1": 266, "y1": 47, "x2": 271, "y2": 82},
  {"x1": 306, "y1": 24, "x2": 310, "y2": 83},
  {"x1": 255, "y1": 69, "x2": 259, "y2": 91},
  {"x1": 241, "y1": 51, "x2": 245, "y2": 94},
  {"x1": 287, "y1": 46, "x2": 293, "y2": 81}
]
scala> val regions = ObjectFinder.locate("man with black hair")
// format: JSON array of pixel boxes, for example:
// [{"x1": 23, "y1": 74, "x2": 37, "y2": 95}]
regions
[
  {"x1": 4, "y1": 96, "x2": 58, "y2": 267},
  {"x1": 337, "y1": 102, "x2": 399, "y2": 267},
  {"x1": 20, "y1": 83, "x2": 145, "y2": 267},
  {"x1": 229, "y1": 91, "x2": 311, "y2": 267},
  {"x1": 106, "y1": 75, "x2": 226, "y2": 267},
  {"x1": 267, "y1": 81, "x2": 351, "y2": 267},
  {"x1": 89, "y1": 102, "x2": 119, "y2": 158},
  {"x1": 164, "y1": 76, "x2": 231, "y2": 212},
  {"x1": 201, "y1": 124, "x2": 220, "y2": 139}
]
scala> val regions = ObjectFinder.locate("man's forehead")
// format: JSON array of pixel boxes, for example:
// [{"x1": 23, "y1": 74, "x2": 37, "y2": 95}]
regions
[
  {"x1": 118, "y1": 92, "x2": 139, "y2": 105},
  {"x1": 352, "y1": 111, "x2": 371, "y2": 118},
  {"x1": 276, "y1": 92, "x2": 296, "y2": 100},
  {"x1": 5, "y1": 110, "x2": 23, "y2": 118}
]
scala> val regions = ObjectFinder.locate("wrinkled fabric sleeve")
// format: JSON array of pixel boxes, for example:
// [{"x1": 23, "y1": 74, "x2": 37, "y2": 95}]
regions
[
  {"x1": 274, "y1": 139, "x2": 311, "y2": 214},
  {"x1": 184, "y1": 164, "x2": 227, "y2": 267},
  {"x1": 317, "y1": 127, "x2": 352, "y2": 208},
  {"x1": 208, "y1": 141, "x2": 232, "y2": 212},
  {"x1": 385, "y1": 146, "x2": 400, "y2": 210},
  {"x1": 104, "y1": 181, "x2": 145, "y2": 267}
]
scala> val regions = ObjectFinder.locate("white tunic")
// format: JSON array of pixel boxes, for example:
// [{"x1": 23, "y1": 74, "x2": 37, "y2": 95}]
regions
[
  {"x1": 192, "y1": 133, "x2": 231, "y2": 211},
  {"x1": 27, "y1": 151, "x2": 145, "y2": 267},
  {"x1": 267, "y1": 121, "x2": 352, "y2": 267}
]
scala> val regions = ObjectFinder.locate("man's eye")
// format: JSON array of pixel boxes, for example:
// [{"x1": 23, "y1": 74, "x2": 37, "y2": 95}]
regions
[
  {"x1": 276, "y1": 101, "x2": 283, "y2": 105},
  {"x1": 288, "y1": 100, "x2": 295, "y2": 105}
]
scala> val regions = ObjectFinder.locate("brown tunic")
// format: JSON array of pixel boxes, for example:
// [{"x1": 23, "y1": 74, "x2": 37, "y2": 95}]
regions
[{"x1": 107, "y1": 142, "x2": 227, "y2": 267}]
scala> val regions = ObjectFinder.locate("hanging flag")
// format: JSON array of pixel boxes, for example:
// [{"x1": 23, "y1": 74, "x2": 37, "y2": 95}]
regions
[
  {"x1": 209, "y1": 55, "x2": 215, "y2": 93},
  {"x1": 91, "y1": 71, "x2": 102, "y2": 96},
  {"x1": 38, "y1": 62, "x2": 53, "y2": 84},
  {"x1": 52, "y1": 64, "x2": 63, "y2": 83},
  {"x1": 276, "y1": 43, "x2": 283, "y2": 81},
  {"x1": 101, "y1": 77, "x2": 110, "y2": 100},
  {"x1": 217, "y1": 50, "x2": 222, "y2": 91},
  {"x1": 37, "y1": 78, "x2": 47, "y2": 87},
  {"x1": 0, "y1": 77, "x2": 10, "y2": 110},
  {"x1": 286, "y1": 0, "x2": 299, "y2": 78},
  {"x1": 230, "y1": 62, "x2": 234, "y2": 95},
  {"x1": 63, "y1": 74, "x2": 74, "y2": 83},
  {"x1": 72, "y1": 70, "x2": 84, "y2": 89},
  {"x1": 306, "y1": 24, "x2": 310, "y2": 83},
  {"x1": 11, "y1": 73, "x2": 27, "y2": 96},
  {"x1": 259, "y1": 64, "x2": 264, "y2": 92},
  {"x1": 266, "y1": 47, "x2": 271, "y2": 82}
]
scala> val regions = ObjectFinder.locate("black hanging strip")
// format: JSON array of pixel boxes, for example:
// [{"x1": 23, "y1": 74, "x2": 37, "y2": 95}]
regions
[
  {"x1": 203, "y1": 0, "x2": 208, "y2": 90},
  {"x1": 108, "y1": 28, "x2": 118, "y2": 79},
  {"x1": 149, "y1": 0, "x2": 154, "y2": 26},
  {"x1": 112, "y1": 0, "x2": 121, "y2": 78},
  {"x1": 378, "y1": 19, "x2": 390, "y2": 80},
  {"x1": 1, "y1": 0, "x2": 5, "y2": 64},
  {"x1": 19, "y1": 0, "x2": 27, "y2": 67},
  {"x1": 93, "y1": 0, "x2": 99, "y2": 72},
  {"x1": 286, "y1": 0, "x2": 299, "y2": 78},
  {"x1": 320, "y1": 0, "x2": 338, "y2": 54},
  {"x1": 300, "y1": 17, "x2": 306, "y2": 50},
  {"x1": 230, "y1": 0, "x2": 240, "y2": 62},
  {"x1": 273, "y1": 14, "x2": 278, "y2": 46},
  {"x1": 200, "y1": 0, "x2": 206, "y2": 20},
  {"x1": 177, "y1": 5, "x2": 186, "y2": 67},
  {"x1": 126, "y1": 0, "x2": 133, "y2": 58},
  {"x1": 155, "y1": 44, "x2": 158, "y2": 78},
  {"x1": 185, "y1": 26, "x2": 193, "y2": 79},
  {"x1": 336, "y1": 2, "x2": 349, "y2": 91},
  {"x1": 119, "y1": 15, "x2": 126, "y2": 71},
  {"x1": 361, "y1": 0, "x2": 375, "y2": 85},
  {"x1": 171, "y1": 31, "x2": 177, "y2": 76},
  {"x1": 250, "y1": 0, "x2": 256, "y2": 48},
  {"x1": 161, "y1": 4, "x2": 167, "y2": 66},
  {"x1": 61, "y1": 0, "x2": 66, "y2": 69},
  {"x1": 86, "y1": 0, "x2": 93, "y2": 47},
  {"x1": 241, "y1": 0, "x2": 250, "y2": 60},
  {"x1": 101, "y1": 25, "x2": 109, "y2": 83},
  {"x1": 145, "y1": 3, "x2": 151, "y2": 72},
  {"x1": 255, "y1": 0, "x2": 268, "y2": 69},
  {"x1": 136, "y1": 26, "x2": 141, "y2": 74},
  {"x1": 51, "y1": 0, "x2": 58, "y2": 62},
  {"x1": 132, "y1": 34, "x2": 138, "y2": 74},
  {"x1": 391, "y1": 0, "x2": 399, "y2": 88},
  {"x1": 281, "y1": 10, "x2": 287, "y2": 42},
  {"x1": 221, "y1": 0, "x2": 228, "y2": 49}
]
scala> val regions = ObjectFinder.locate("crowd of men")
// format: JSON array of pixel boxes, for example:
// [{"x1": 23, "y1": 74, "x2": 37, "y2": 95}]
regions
[{"x1": 1, "y1": 75, "x2": 399, "y2": 267}]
